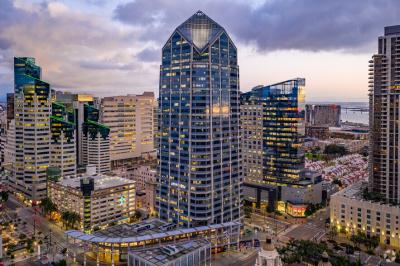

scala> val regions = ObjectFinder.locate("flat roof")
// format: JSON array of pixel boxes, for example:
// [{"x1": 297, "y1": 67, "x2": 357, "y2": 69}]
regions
[
  {"x1": 65, "y1": 219, "x2": 241, "y2": 244},
  {"x1": 332, "y1": 181, "x2": 364, "y2": 200},
  {"x1": 58, "y1": 174, "x2": 134, "y2": 190},
  {"x1": 129, "y1": 239, "x2": 210, "y2": 266}
]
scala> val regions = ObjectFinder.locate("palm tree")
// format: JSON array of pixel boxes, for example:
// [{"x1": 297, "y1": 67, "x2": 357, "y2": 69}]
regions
[
  {"x1": 61, "y1": 211, "x2": 69, "y2": 229},
  {"x1": 366, "y1": 235, "x2": 379, "y2": 253},
  {"x1": 70, "y1": 212, "x2": 81, "y2": 229},
  {"x1": 0, "y1": 191, "x2": 8, "y2": 202},
  {"x1": 61, "y1": 211, "x2": 81, "y2": 229},
  {"x1": 39, "y1": 198, "x2": 57, "y2": 216}
]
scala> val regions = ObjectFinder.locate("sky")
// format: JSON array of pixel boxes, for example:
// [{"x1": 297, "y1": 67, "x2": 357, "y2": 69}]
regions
[{"x1": 0, "y1": 0, "x2": 400, "y2": 102}]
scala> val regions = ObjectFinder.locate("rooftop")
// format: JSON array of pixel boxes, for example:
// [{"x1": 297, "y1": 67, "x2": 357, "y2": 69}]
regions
[
  {"x1": 176, "y1": 10, "x2": 225, "y2": 52},
  {"x1": 385, "y1": 25, "x2": 400, "y2": 36},
  {"x1": 334, "y1": 181, "x2": 365, "y2": 200},
  {"x1": 58, "y1": 174, "x2": 134, "y2": 190},
  {"x1": 129, "y1": 239, "x2": 210, "y2": 266},
  {"x1": 66, "y1": 219, "x2": 240, "y2": 244}
]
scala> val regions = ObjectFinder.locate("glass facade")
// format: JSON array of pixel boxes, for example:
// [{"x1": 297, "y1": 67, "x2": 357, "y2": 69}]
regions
[
  {"x1": 241, "y1": 79, "x2": 306, "y2": 185},
  {"x1": 51, "y1": 102, "x2": 75, "y2": 143},
  {"x1": 83, "y1": 103, "x2": 109, "y2": 140},
  {"x1": 157, "y1": 11, "x2": 241, "y2": 227}
]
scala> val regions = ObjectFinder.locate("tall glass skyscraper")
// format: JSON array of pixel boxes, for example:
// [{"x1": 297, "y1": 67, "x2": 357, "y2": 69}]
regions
[
  {"x1": 241, "y1": 79, "x2": 314, "y2": 213},
  {"x1": 242, "y1": 79, "x2": 306, "y2": 186},
  {"x1": 157, "y1": 11, "x2": 241, "y2": 227}
]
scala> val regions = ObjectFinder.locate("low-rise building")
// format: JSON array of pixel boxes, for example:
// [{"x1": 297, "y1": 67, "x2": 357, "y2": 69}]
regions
[
  {"x1": 244, "y1": 171, "x2": 323, "y2": 217},
  {"x1": 330, "y1": 181, "x2": 400, "y2": 248},
  {"x1": 128, "y1": 239, "x2": 211, "y2": 266},
  {"x1": 305, "y1": 125, "x2": 329, "y2": 139},
  {"x1": 48, "y1": 166, "x2": 135, "y2": 232},
  {"x1": 329, "y1": 127, "x2": 368, "y2": 140},
  {"x1": 65, "y1": 218, "x2": 240, "y2": 264},
  {"x1": 115, "y1": 164, "x2": 157, "y2": 213}
]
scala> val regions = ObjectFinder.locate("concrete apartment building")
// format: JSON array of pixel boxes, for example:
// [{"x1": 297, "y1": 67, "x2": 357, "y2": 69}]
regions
[
  {"x1": 100, "y1": 92, "x2": 156, "y2": 168},
  {"x1": 305, "y1": 104, "x2": 341, "y2": 127},
  {"x1": 330, "y1": 25, "x2": 400, "y2": 249},
  {"x1": 113, "y1": 164, "x2": 157, "y2": 213},
  {"x1": 132, "y1": 165, "x2": 157, "y2": 213},
  {"x1": 369, "y1": 25, "x2": 400, "y2": 203}
]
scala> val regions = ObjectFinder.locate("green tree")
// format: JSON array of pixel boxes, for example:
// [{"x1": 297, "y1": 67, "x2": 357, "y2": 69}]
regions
[
  {"x1": 324, "y1": 144, "x2": 347, "y2": 156},
  {"x1": 69, "y1": 212, "x2": 81, "y2": 229},
  {"x1": 61, "y1": 211, "x2": 70, "y2": 229},
  {"x1": 61, "y1": 211, "x2": 80, "y2": 229},
  {"x1": 39, "y1": 198, "x2": 57, "y2": 216},
  {"x1": 327, "y1": 228, "x2": 338, "y2": 241},
  {"x1": 366, "y1": 235, "x2": 379, "y2": 253},
  {"x1": 0, "y1": 191, "x2": 8, "y2": 202},
  {"x1": 52, "y1": 259, "x2": 67, "y2": 266},
  {"x1": 332, "y1": 179, "x2": 343, "y2": 187},
  {"x1": 396, "y1": 251, "x2": 400, "y2": 263},
  {"x1": 244, "y1": 206, "x2": 252, "y2": 218}
]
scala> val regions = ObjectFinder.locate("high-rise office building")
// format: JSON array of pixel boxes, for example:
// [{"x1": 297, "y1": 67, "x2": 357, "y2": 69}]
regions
[
  {"x1": 242, "y1": 79, "x2": 306, "y2": 185},
  {"x1": 6, "y1": 93, "x2": 14, "y2": 127},
  {"x1": 12, "y1": 57, "x2": 52, "y2": 203},
  {"x1": 50, "y1": 102, "x2": 76, "y2": 177},
  {"x1": 54, "y1": 92, "x2": 110, "y2": 173},
  {"x1": 82, "y1": 104, "x2": 110, "y2": 174},
  {"x1": 0, "y1": 128, "x2": 5, "y2": 173},
  {"x1": 4, "y1": 119, "x2": 15, "y2": 171},
  {"x1": 157, "y1": 11, "x2": 241, "y2": 227},
  {"x1": 100, "y1": 92, "x2": 155, "y2": 167},
  {"x1": 241, "y1": 79, "x2": 321, "y2": 215},
  {"x1": 369, "y1": 25, "x2": 400, "y2": 203}
]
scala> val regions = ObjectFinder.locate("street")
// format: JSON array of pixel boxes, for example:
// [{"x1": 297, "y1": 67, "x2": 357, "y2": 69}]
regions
[
  {"x1": 4, "y1": 194, "x2": 68, "y2": 265},
  {"x1": 282, "y1": 207, "x2": 329, "y2": 242}
]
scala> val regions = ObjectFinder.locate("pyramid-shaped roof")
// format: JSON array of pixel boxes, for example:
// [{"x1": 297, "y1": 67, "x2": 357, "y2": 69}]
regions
[{"x1": 176, "y1": 11, "x2": 225, "y2": 52}]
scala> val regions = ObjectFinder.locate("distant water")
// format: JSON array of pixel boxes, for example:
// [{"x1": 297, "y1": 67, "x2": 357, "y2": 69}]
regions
[{"x1": 307, "y1": 101, "x2": 369, "y2": 125}]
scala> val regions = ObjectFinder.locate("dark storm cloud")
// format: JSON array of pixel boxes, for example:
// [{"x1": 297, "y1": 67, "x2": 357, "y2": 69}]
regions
[{"x1": 113, "y1": 0, "x2": 400, "y2": 51}]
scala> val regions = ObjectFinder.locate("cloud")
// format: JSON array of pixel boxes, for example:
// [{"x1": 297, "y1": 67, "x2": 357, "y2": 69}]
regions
[
  {"x1": 136, "y1": 47, "x2": 160, "y2": 62},
  {"x1": 78, "y1": 59, "x2": 138, "y2": 70},
  {"x1": 0, "y1": 0, "x2": 156, "y2": 96},
  {"x1": 113, "y1": 0, "x2": 400, "y2": 51},
  {"x1": 0, "y1": 0, "x2": 398, "y2": 100}
]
